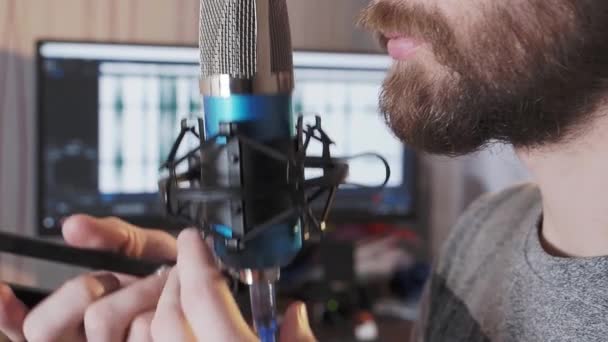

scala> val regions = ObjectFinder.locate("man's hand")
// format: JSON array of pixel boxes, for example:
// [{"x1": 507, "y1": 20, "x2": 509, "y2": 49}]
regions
[
  {"x1": 0, "y1": 215, "x2": 177, "y2": 342},
  {"x1": 151, "y1": 229, "x2": 317, "y2": 342}
]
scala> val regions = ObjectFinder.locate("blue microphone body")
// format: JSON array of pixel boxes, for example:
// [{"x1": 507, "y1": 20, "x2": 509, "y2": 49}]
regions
[{"x1": 203, "y1": 95, "x2": 302, "y2": 270}]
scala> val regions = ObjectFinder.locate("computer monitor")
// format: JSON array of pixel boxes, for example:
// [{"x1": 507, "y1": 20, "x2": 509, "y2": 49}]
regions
[{"x1": 36, "y1": 41, "x2": 416, "y2": 235}]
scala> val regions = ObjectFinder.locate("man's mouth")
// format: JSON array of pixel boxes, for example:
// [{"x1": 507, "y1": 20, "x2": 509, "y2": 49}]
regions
[{"x1": 382, "y1": 32, "x2": 421, "y2": 61}]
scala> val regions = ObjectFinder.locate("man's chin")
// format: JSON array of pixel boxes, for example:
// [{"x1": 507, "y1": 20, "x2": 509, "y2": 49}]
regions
[{"x1": 381, "y1": 100, "x2": 491, "y2": 156}]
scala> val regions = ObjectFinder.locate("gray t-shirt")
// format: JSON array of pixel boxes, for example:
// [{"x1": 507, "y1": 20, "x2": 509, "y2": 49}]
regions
[{"x1": 413, "y1": 183, "x2": 608, "y2": 341}]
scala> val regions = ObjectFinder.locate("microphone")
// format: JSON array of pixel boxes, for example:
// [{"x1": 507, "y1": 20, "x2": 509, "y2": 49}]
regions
[
  {"x1": 160, "y1": 1, "x2": 345, "y2": 340},
  {"x1": 198, "y1": 0, "x2": 298, "y2": 272},
  {"x1": 158, "y1": 0, "x2": 388, "y2": 339}
]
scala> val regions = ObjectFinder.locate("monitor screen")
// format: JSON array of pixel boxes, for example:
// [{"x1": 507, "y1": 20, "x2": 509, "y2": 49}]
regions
[{"x1": 37, "y1": 41, "x2": 416, "y2": 235}]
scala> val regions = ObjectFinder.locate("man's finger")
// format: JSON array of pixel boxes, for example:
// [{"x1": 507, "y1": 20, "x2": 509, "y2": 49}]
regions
[
  {"x1": 62, "y1": 214, "x2": 177, "y2": 261},
  {"x1": 83, "y1": 270, "x2": 169, "y2": 342},
  {"x1": 151, "y1": 269, "x2": 194, "y2": 342},
  {"x1": 0, "y1": 284, "x2": 28, "y2": 342},
  {"x1": 176, "y1": 229, "x2": 257, "y2": 342},
  {"x1": 23, "y1": 273, "x2": 120, "y2": 342},
  {"x1": 280, "y1": 302, "x2": 317, "y2": 342},
  {"x1": 126, "y1": 311, "x2": 154, "y2": 342}
]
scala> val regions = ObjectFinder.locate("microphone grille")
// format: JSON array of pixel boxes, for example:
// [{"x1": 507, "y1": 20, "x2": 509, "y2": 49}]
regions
[
  {"x1": 199, "y1": 0, "x2": 257, "y2": 79},
  {"x1": 269, "y1": 0, "x2": 293, "y2": 73}
]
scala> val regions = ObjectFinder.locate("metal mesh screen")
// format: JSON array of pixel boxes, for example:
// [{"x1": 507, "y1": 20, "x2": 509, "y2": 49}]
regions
[
  {"x1": 199, "y1": 0, "x2": 257, "y2": 78},
  {"x1": 269, "y1": 0, "x2": 293, "y2": 73}
]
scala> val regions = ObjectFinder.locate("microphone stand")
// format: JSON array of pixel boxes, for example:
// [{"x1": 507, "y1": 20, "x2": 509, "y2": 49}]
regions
[{"x1": 0, "y1": 231, "x2": 172, "y2": 305}]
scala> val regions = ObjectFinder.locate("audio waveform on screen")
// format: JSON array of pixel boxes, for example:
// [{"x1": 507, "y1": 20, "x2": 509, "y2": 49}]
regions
[
  {"x1": 98, "y1": 63, "x2": 200, "y2": 194},
  {"x1": 98, "y1": 62, "x2": 403, "y2": 195}
]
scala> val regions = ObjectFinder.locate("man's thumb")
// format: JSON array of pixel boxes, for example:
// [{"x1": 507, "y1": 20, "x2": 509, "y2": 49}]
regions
[{"x1": 280, "y1": 302, "x2": 317, "y2": 342}]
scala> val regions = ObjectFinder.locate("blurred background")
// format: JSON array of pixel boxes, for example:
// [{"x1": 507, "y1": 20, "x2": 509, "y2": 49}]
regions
[{"x1": 0, "y1": 0, "x2": 529, "y2": 340}]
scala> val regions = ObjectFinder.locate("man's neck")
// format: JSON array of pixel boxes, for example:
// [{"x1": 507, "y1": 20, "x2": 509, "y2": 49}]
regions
[{"x1": 518, "y1": 115, "x2": 608, "y2": 258}]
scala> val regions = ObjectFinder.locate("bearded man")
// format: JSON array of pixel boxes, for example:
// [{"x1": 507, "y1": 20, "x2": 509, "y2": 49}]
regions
[{"x1": 359, "y1": 0, "x2": 608, "y2": 340}]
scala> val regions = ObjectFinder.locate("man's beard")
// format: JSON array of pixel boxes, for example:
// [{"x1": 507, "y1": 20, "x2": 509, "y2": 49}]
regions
[{"x1": 359, "y1": 0, "x2": 608, "y2": 155}]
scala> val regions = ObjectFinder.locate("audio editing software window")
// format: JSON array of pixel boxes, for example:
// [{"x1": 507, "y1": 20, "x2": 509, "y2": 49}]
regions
[
  {"x1": 37, "y1": 42, "x2": 415, "y2": 234},
  {"x1": 37, "y1": 43, "x2": 200, "y2": 232},
  {"x1": 98, "y1": 62, "x2": 200, "y2": 195}
]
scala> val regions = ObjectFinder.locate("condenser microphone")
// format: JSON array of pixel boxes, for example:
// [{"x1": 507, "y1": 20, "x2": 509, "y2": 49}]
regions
[
  {"x1": 198, "y1": 0, "x2": 299, "y2": 273},
  {"x1": 159, "y1": 0, "x2": 352, "y2": 280},
  {"x1": 161, "y1": 1, "x2": 329, "y2": 340},
  {"x1": 159, "y1": 0, "x2": 388, "y2": 339}
]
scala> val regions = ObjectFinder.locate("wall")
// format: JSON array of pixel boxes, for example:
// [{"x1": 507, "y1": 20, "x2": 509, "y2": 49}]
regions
[{"x1": 0, "y1": 0, "x2": 529, "y2": 288}]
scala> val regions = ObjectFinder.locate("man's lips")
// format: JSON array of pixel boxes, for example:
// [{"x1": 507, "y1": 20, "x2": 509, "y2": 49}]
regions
[{"x1": 383, "y1": 32, "x2": 420, "y2": 61}]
